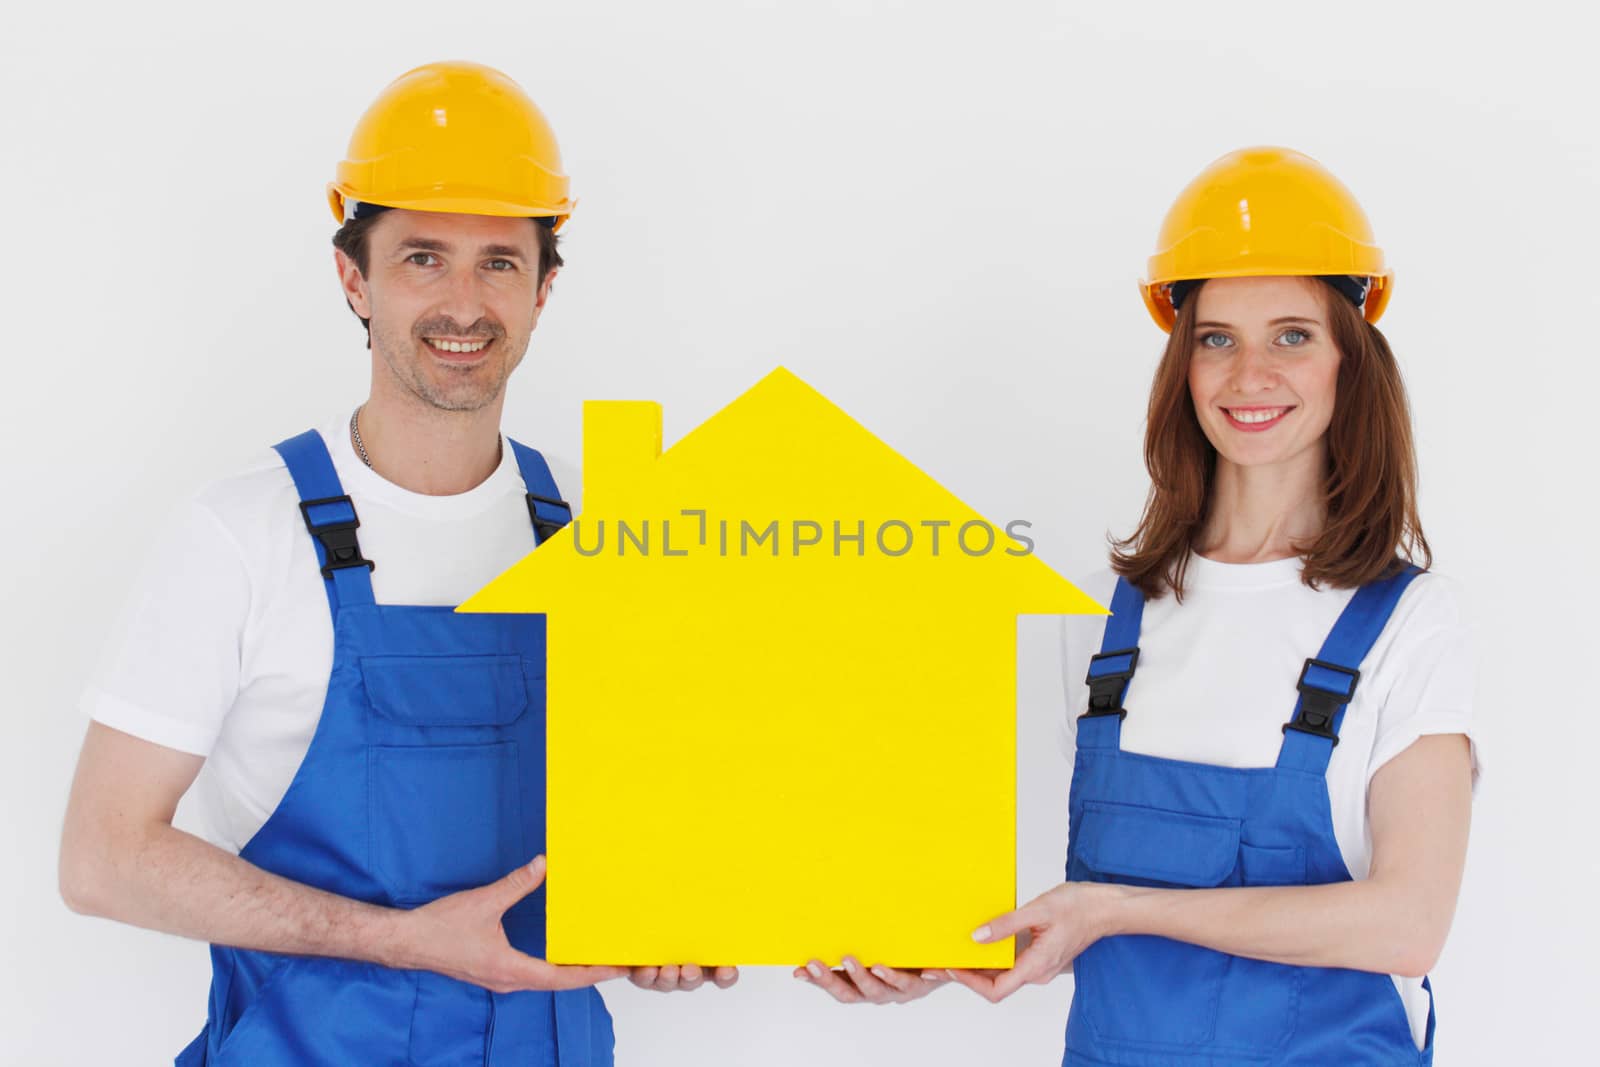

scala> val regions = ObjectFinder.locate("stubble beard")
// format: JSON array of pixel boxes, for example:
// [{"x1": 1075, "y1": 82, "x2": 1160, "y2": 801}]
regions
[{"x1": 372, "y1": 323, "x2": 527, "y2": 414}]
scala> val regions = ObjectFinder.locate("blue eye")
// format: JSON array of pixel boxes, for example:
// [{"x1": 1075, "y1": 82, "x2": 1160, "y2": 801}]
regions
[
  {"x1": 1198, "y1": 332, "x2": 1233, "y2": 349},
  {"x1": 1278, "y1": 328, "x2": 1310, "y2": 346}
]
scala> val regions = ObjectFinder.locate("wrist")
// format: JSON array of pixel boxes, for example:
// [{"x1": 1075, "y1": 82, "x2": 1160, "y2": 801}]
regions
[
  {"x1": 368, "y1": 902, "x2": 420, "y2": 970},
  {"x1": 1090, "y1": 882, "x2": 1139, "y2": 939}
]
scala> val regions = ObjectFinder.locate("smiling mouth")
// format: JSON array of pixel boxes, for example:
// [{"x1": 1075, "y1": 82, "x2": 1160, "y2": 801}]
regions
[
  {"x1": 422, "y1": 336, "x2": 494, "y2": 360},
  {"x1": 1222, "y1": 405, "x2": 1294, "y2": 431}
]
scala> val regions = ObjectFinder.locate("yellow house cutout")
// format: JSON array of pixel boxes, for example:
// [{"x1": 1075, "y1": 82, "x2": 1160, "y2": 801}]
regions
[{"x1": 460, "y1": 367, "x2": 1104, "y2": 967}]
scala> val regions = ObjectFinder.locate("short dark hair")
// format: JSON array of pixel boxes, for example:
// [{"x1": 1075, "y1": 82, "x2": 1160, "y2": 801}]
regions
[{"x1": 330, "y1": 212, "x2": 565, "y2": 346}]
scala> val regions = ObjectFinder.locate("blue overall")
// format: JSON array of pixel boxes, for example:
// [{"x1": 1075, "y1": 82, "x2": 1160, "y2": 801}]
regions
[
  {"x1": 175, "y1": 429, "x2": 614, "y2": 1067},
  {"x1": 1063, "y1": 566, "x2": 1435, "y2": 1066}
]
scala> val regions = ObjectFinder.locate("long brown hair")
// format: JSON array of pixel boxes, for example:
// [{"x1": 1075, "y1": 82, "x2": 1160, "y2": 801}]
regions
[{"x1": 1110, "y1": 278, "x2": 1432, "y2": 599}]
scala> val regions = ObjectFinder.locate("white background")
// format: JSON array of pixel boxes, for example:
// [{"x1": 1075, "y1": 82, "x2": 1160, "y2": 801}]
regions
[{"x1": 3, "y1": 1, "x2": 1594, "y2": 1062}]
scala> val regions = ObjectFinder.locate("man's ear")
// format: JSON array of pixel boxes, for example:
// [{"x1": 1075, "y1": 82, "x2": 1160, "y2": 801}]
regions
[
  {"x1": 536, "y1": 267, "x2": 559, "y2": 311},
  {"x1": 335, "y1": 248, "x2": 372, "y2": 319}
]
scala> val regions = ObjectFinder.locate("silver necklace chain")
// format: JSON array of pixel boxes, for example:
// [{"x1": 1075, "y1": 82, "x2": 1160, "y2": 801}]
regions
[
  {"x1": 349, "y1": 404, "x2": 504, "y2": 470},
  {"x1": 350, "y1": 406, "x2": 373, "y2": 467}
]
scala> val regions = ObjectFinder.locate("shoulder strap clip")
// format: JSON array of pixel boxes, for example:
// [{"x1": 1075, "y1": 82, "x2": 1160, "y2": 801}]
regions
[
  {"x1": 1081, "y1": 647, "x2": 1140, "y2": 720},
  {"x1": 526, "y1": 492, "x2": 573, "y2": 545},
  {"x1": 1282, "y1": 657, "x2": 1361, "y2": 746},
  {"x1": 298, "y1": 494, "x2": 376, "y2": 579}
]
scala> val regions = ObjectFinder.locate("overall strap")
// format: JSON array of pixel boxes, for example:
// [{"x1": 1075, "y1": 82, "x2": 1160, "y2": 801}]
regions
[
  {"x1": 507, "y1": 438, "x2": 573, "y2": 545},
  {"x1": 1077, "y1": 576, "x2": 1145, "y2": 751},
  {"x1": 1276, "y1": 563, "x2": 1424, "y2": 773},
  {"x1": 273, "y1": 430, "x2": 376, "y2": 616}
]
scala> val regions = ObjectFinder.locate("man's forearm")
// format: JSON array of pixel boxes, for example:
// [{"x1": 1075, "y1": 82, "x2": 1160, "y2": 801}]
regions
[{"x1": 69, "y1": 821, "x2": 411, "y2": 967}]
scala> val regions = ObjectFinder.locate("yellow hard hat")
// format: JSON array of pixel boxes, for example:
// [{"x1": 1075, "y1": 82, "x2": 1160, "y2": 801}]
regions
[
  {"x1": 327, "y1": 60, "x2": 576, "y2": 230},
  {"x1": 1139, "y1": 146, "x2": 1392, "y2": 331}
]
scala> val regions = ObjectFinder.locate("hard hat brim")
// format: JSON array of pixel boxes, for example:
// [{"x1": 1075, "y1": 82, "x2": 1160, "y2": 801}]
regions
[
  {"x1": 1139, "y1": 269, "x2": 1395, "y2": 333},
  {"x1": 327, "y1": 183, "x2": 573, "y2": 231}
]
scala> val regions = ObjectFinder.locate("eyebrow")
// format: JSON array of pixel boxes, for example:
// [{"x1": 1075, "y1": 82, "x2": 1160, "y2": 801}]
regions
[
  {"x1": 1194, "y1": 316, "x2": 1322, "y2": 329},
  {"x1": 394, "y1": 237, "x2": 529, "y2": 260}
]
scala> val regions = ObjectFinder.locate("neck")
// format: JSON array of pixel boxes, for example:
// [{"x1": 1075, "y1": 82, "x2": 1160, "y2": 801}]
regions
[
  {"x1": 1194, "y1": 447, "x2": 1326, "y2": 564},
  {"x1": 355, "y1": 385, "x2": 504, "y2": 496}
]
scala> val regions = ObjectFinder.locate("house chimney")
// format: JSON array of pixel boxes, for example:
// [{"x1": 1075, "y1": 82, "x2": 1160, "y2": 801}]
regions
[{"x1": 582, "y1": 400, "x2": 663, "y2": 510}]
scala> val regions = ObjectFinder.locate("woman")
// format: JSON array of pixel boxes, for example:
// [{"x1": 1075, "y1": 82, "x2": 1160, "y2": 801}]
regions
[{"x1": 798, "y1": 146, "x2": 1478, "y2": 1065}]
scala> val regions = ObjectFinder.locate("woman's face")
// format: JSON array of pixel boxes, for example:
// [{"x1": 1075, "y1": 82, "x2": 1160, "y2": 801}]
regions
[{"x1": 1186, "y1": 276, "x2": 1342, "y2": 474}]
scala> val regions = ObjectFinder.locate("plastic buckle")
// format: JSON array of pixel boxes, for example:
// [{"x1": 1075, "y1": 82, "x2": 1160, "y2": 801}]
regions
[
  {"x1": 1080, "y1": 647, "x2": 1139, "y2": 720},
  {"x1": 526, "y1": 492, "x2": 573, "y2": 544},
  {"x1": 298, "y1": 495, "x2": 375, "y2": 579},
  {"x1": 1282, "y1": 657, "x2": 1361, "y2": 746}
]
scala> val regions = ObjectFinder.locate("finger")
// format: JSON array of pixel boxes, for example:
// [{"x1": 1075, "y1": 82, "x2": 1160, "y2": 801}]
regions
[
  {"x1": 803, "y1": 960, "x2": 862, "y2": 1004},
  {"x1": 493, "y1": 856, "x2": 549, "y2": 912},
  {"x1": 990, "y1": 964, "x2": 1039, "y2": 1001},
  {"x1": 534, "y1": 961, "x2": 630, "y2": 992},
  {"x1": 943, "y1": 967, "x2": 1003, "y2": 1003},
  {"x1": 712, "y1": 966, "x2": 739, "y2": 988},
  {"x1": 867, "y1": 963, "x2": 916, "y2": 995},
  {"x1": 991, "y1": 939, "x2": 1061, "y2": 1000},
  {"x1": 971, "y1": 903, "x2": 1044, "y2": 944},
  {"x1": 628, "y1": 966, "x2": 658, "y2": 990},
  {"x1": 678, "y1": 964, "x2": 705, "y2": 991},
  {"x1": 653, "y1": 964, "x2": 681, "y2": 992},
  {"x1": 840, "y1": 957, "x2": 896, "y2": 1002},
  {"x1": 579, "y1": 965, "x2": 631, "y2": 988}
]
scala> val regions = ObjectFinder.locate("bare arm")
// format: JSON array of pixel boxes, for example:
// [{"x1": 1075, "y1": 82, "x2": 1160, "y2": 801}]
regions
[
  {"x1": 953, "y1": 734, "x2": 1473, "y2": 1001},
  {"x1": 59, "y1": 721, "x2": 404, "y2": 959},
  {"x1": 1106, "y1": 733, "x2": 1471, "y2": 975},
  {"x1": 58, "y1": 721, "x2": 623, "y2": 992}
]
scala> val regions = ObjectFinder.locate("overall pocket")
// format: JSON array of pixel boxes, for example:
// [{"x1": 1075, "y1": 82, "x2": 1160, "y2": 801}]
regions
[
  {"x1": 362, "y1": 654, "x2": 531, "y2": 730},
  {"x1": 213, "y1": 955, "x2": 415, "y2": 1066},
  {"x1": 1070, "y1": 801, "x2": 1240, "y2": 1047},
  {"x1": 369, "y1": 741, "x2": 525, "y2": 905},
  {"x1": 1210, "y1": 841, "x2": 1309, "y2": 1052},
  {"x1": 361, "y1": 655, "x2": 532, "y2": 906}
]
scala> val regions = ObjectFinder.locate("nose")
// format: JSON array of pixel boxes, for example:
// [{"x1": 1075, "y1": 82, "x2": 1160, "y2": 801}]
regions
[
  {"x1": 1228, "y1": 339, "x2": 1279, "y2": 394},
  {"x1": 434, "y1": 261, "x2": 490, "y2": 333}
]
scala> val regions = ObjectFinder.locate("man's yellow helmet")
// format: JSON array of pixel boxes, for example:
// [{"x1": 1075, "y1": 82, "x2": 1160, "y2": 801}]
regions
[{"x1": 327, "y1": 60, "x2": 575, "y2": 230}]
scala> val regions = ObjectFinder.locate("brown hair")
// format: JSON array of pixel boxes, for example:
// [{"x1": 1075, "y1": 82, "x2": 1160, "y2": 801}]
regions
[
  {"x1": 1110, "y1": 278, "x2": 1431, "y2": 599},
  {"x1": 330, "y1": 212, "x2": 565, "y2": 347}
]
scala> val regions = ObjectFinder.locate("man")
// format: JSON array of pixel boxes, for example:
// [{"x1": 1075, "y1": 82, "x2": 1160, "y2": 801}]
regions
[{"x1": 58, "y1": 60, "x2": 734, "y2": 1066}]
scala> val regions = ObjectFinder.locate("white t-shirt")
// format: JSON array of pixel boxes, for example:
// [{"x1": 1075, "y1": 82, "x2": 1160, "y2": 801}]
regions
[
  {"x1": 80, "y1": 414, "x2": 550, "y2": 854},
  {"x1": 1058, "y1": 554, "x2": 1481, "y2": 1050}
]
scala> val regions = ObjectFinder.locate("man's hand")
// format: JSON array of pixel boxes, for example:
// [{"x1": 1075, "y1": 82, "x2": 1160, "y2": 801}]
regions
[
  {"x1": 628, "y1": 964, "x2": 739, "y2": 992},
  {"x1": 59, "y1": 725, "x2": 628, "y2": 991},
  {"x1": 793, "y1": 955, "x2": 947, "y2": 1004},
  {"x1": 946, "y1": 882, "x2": 1122, "y2": 1003},
  {"x1": 398, "y1": 856, "x2": 628, "y2": 994}
]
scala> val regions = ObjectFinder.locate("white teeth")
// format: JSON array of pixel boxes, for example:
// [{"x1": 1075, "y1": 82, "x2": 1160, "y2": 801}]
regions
[
  {"x1": 426, "y1": 338, "x2": 489, "y2": 353},
  {"x1": 1228, "y1": 407, "x2": 1287, "y2": 424}
]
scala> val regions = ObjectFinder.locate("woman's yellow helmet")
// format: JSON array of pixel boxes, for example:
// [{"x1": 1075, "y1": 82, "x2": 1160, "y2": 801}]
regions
[{"x1": 1141, "y1": 146, "x2": 1392, "y2": 331}]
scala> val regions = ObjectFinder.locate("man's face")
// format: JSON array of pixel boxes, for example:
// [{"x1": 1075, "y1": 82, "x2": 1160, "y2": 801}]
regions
[{"x1": 337, "y1": 209, "x2": 554, "y2": 412}]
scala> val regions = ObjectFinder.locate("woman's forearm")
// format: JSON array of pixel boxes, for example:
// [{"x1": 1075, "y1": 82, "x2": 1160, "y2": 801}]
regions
[{"x1": 1105, "y1": 876, "x2": 1444, "y2": 977}]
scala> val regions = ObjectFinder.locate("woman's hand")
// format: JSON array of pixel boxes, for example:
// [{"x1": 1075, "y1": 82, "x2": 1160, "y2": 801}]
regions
[
  {"x1": 628, "y1": 964, "x2": 739, "y2": 992},
  {"x1": 793, "y1": 955, "x2": 948, "y2": 1004},
  {"x1": 947, "y1": 882, "x2": 1125, "y2": 1003}
]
